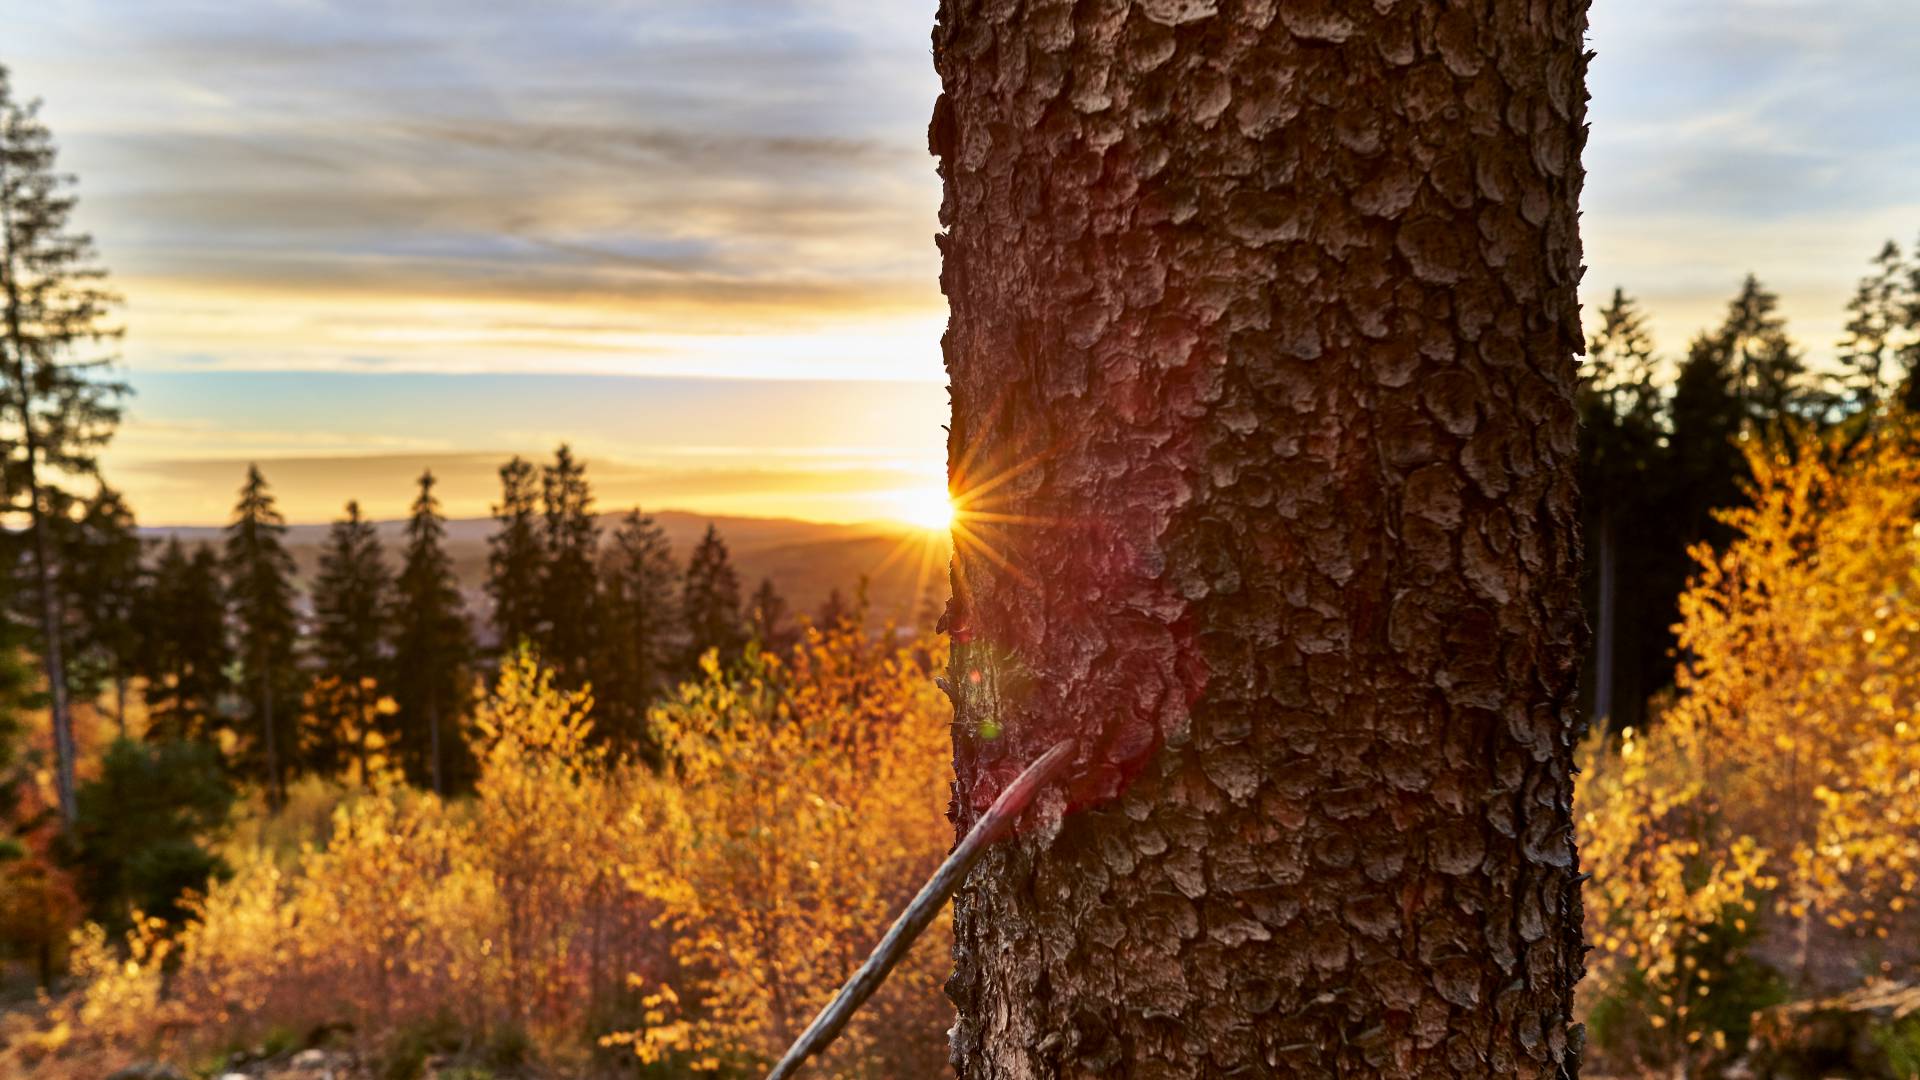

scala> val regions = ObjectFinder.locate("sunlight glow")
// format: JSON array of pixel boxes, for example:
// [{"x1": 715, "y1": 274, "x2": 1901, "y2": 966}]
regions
[{"x1": 889, "y1": 485, "x2": 955, "y2": 532}]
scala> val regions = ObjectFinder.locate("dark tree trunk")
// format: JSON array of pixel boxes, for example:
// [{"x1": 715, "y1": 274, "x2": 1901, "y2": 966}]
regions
[
  {"x1": 260, "y1": 665, "x2": 282, "y2": 810},
  {"x1": 934, "y1": 1, "x2": 1589, "y2": 1076},
  {"x1": 428, "y1": 695, "x2": 443, "y2": 796},
  {"x1": 26, "y1": 483, "x2": 77, "y2": 828}
]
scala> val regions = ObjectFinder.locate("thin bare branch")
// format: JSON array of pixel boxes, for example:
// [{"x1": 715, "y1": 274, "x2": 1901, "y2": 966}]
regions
[{"x1": 765, "y1": 737, "x2": 1078, "y2": 1080}]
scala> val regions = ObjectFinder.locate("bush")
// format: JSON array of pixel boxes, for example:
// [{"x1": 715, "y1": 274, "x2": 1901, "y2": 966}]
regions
[{"x1": 71, "y1": 738, "x2": 233, "y2": 927}]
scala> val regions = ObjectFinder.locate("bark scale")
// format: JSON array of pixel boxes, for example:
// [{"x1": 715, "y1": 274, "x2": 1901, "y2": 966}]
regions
[{"x1": 935, "y1": 1, "x2": 1590, "y2": 1076}]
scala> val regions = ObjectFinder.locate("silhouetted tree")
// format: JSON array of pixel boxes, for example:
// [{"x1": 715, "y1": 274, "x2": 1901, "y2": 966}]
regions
[
  {"x1": 1715, "y1": 274, "x2": 1808, "y2": 422},
  {"x1": 815, "y1": 586, "x2": 853, "y2": 632},
  {"x1": 1839, "y1": 241, "x2": 1912, "y2": 412},
  {"x1": 746, "y1": 576, "x2": 793, "y2": 654},
  {"x1": 0, "y1": 64, "x2": 128, "y2": 828},
  {"x1": 60, "y1": 486, "x2": 142, "y2": 731},
  {"x1": 390, "y1": 470, "x2": 473, "y2": 793},
  {"x1": 681, "y1": 523, "x2": 743, "y2": 669},
  {"x1": 538, "y1": 444, "x2": 598, "y2": 685},
  {"x1": 139, "y1": 539, "x2": 230, "y2": 744},
  {"x1": 1579, "y1": 291, "x2": 1667, "y2": 730},
  {"x1": 223, "y1": 465, "x2": 298, "y2": 808},
  {"x1": 594, "y1": 508, "x2": 677, "y2": 756},
  {"x1": 309, "y1": 500, "x2": 391, "y2": 777},
  {"x1": 1901, "y1": 231, "x2": 1920, "y2": 408},
  {"x1": 487, "y1": 455, "x2": 543, "y2": 654}
]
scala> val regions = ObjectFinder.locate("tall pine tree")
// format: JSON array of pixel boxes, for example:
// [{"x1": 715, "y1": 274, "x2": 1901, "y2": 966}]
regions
[
  {"x1": 1579, "y1": 291, "x2": 1668, "y2": 730},
  {"x1": 538, "y1": 444, "x2": 598, "y2": 686},
  {"x1": 390, "y1": 470, "x2": 473, "y2": 793},
  {"x1": 1838, "y1": 240, "x2": 1913, "y2": 412},
  {"x1": 61, "y1": 486, "x2": 143, "y2": 732},
  {"x1": 0, "y1": 64, "x2": 128, "y2": 827},
  {"x1": 139, "y1": 539, "x2": 230, "y2": 744},
  {"x1": 1715, "y1": 274, "x2": 1807, "y2": 422},
  {"x1": 223, "y1": 465, "x2": 298, "y2": 808},
  {"x1": 309, "y1": 500, "x2": 391, "y2": 778},
  {"x1": 594, "y1": 508, "x2": 677, "y2": 756},
  {"x1": 487, "y1": 455, "x2": 543, "y2": 655},
  {"x1": 747, "y1": 576, "x2": 791, "y2": 654},
  {"x1": 681, "y1": 523, "x2": 743, "y2": 671}
]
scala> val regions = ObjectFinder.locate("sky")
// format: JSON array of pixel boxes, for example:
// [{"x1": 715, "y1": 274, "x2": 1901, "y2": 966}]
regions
[{"x1": 6, "y1": 0, "x2": 1919, "y2": 524}]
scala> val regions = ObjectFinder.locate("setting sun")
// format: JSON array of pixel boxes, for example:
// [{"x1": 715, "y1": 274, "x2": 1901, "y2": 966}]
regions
[{"x1": 888, "y1": 485, "x2": 955, "y2": 531}]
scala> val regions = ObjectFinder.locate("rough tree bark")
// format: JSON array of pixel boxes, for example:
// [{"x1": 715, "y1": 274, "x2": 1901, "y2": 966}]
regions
[{"x1": 934, "y1": 1, "x2": 1589, "y2": 1076}]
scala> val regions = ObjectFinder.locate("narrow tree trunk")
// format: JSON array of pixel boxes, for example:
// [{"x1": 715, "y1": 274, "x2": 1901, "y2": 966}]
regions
[
  {"x1": 26, "y1": 481, "x2": 78, "y2": 829},
  {"x1": 428, "y1": 695, "x2": 444, "y2": 796},
  {"x1": 0, "y1": 166, "x2": 79, "y2": 830},
  {"x1": 260, "y1": 664, "x2": 281, "y2": 810},
  {"x1": 935, "y1": 2, "x2": 1589, "y2": 1076},
  {"x1": 115, "y1": 672, "x2": 128, "y2": 738}
]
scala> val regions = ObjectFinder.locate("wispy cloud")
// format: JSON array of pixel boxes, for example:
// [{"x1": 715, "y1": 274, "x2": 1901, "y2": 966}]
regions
[
  {"x1": 8, "y1": 0, "x2": 945, "y2": 379},
  {"x1": 1583, "y1": 0, "x2": 1920, "y2": 359}
]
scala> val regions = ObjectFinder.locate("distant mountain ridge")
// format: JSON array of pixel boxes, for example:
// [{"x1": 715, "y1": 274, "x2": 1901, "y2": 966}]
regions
[{"x1": 141, "y1": 509, "x2": 954, "y2": 633}]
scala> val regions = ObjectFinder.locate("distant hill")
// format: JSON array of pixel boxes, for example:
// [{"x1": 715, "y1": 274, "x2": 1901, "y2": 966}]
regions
[{"x1": 143, "y1": 510, "x2": 954, "y2": 638}]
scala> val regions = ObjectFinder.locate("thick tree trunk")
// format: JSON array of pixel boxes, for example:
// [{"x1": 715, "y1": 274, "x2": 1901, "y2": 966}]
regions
[{"x1": 935, "y1": 2, "x2": 1589, "y2": 1076}]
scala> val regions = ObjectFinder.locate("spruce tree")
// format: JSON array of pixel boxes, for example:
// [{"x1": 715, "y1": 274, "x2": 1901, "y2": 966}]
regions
[
  {"x1": 310, "y1": 500, "x2": 391, "y2": 778},
  {"x1": 1838, "y1": 240, "x2": 1913, "y2": 412},
  {"x1": 594, "y1": 508, "x2": 678, "y2": 756},
  {"x1": 140, "y1": 539, "x2": 230, "y2": 744},
  {"x1": 681, "y1": 523, "x2": 743, "y2": 670},
  {"x1": 538, "y1": 444, "x2": 598, "y2": 685},
  {"x1": 1902, "y1": 230, "x2": 1920, "y2": 408},
  {"x1": 933, "y1": 1, "x2": 1589, "y2": 1066},
  {"x1": 747, "y1": 576, "x2": 791, "y2": 653},
  {"x1": 223, "y1": 465, "x2": 298, "y2": 808},
  {"x1": 1714, "y1": 274, "x2": 1807, "y2": 422},
  {"x1": 487, "y1": 455, "x2": 543, "y2": 655},
  {"x1": 815, "y1": 586, "x2": 852, "y2": 631},
  {"x1": 0, "y1": 64, "x2": 129, "y2": 827},
  {"x1": 63, "y1": 486, "x2": 143, "y2": 732},
  {"x1": 1579, "y1": 290, "x2": 1669, "y2": 731},
  {"x1": 390, "y1": 470, "x2": 473, "y2": 793}
]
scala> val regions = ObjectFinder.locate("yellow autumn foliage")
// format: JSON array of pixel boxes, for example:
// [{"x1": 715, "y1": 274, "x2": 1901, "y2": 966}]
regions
[
  {"x1": 5, "y1": 627, "x2": 956, "y2": 1078},
  {"x1": 1580, "y1": 420, "x2": 1920, "y2": 1069}
]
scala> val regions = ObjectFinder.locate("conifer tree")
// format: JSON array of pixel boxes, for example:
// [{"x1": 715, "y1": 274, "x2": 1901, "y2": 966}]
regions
[
  {"x1": 681, "y1": 523, "x2": 743, "y2": 670},
  {"x1": 310, "y1": 500, "x2": 391, "y2": 778},
  {"x1": 390, "y1": 470, "x2": 473, "y2": 793},
  {"x1": 140, "y1": 539, "x2": 230, "y2": 744},
  {"x1": 747, "y1": 577, "x2": 791, "y2": 653},
  {"x1": 594, "y1": 507, "x2": 677, "y2": 755},
  {"x1": 1579, "y1": 291, "x2": 1668, "y2": 731},
  {"x1": 815, "y1": 586, "x2": 852, "y2": 631},
  {"x1": 933, "y1": 2, "x2": 1589, "y2": 1067},
  {"x1": 487, "y1": 455, "x2": 543, "y2": 654},
  {"x1": 62, "y1": 486, "x2": 143, "y2": 731},
  {"x1": 0, "y1": 64, "x2": 128, "y2": 827},
  {"x1": 538, "y1": 444, "x2": 598, "y2": 686},
  {"x1": 1901, "y1": 230, "x2": 1920, "y2": 407},
  {"x1": 223, "y1": 465, "x2": 298, "y2": 808},
  {"x1": 1714, "y1": 274, "x2": 1807, "y2": 422},
  {"x1": 1839, "y1": 241, "x2": 1912, "y2": 412}
]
